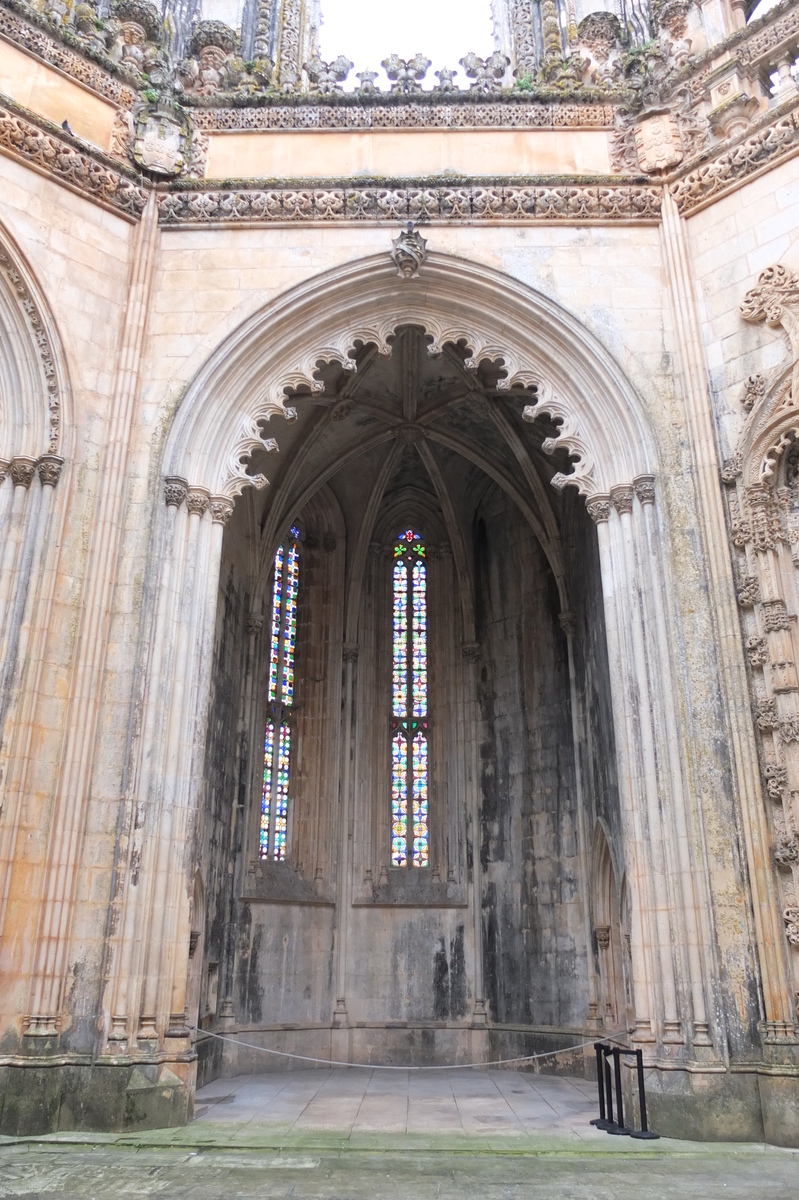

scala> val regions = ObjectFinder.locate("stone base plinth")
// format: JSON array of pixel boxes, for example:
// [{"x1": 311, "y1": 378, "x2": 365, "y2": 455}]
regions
[{"x1": 0, "y1": 1058, "x2": 194, "y2": 1135}]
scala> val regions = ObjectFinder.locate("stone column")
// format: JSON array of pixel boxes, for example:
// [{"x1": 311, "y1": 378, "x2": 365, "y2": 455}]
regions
[
  {"x1": 26, "y1": 192, "x2": 159, "y2": 1036},
  {"x1": 105, "y1": 478, "x2": 188, "y2": 1049},
  {"x1": 661, "y1": 189, "x2": 792, "y2": 1029},
  {"x1": 0, "y1": 455, "x2": 64, "y2": 947},
  {"x1": 633, "y1": 474, "x2": 712, "y2": 1046},
  {"x1": 587, "y1": 494, "x2": 656, "y2": 1042}
]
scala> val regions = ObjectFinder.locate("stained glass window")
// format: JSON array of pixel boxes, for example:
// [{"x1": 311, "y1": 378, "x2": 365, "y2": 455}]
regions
[
  {"x1": 391, "y1": 529, "x2": 429, "y2": 868},
  {"x1": 260, "y1": 528, "x2": 300, "y2": 860}
]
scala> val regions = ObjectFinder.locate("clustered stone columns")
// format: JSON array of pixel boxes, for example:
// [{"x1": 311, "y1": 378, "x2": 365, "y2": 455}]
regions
[
  {"x1": 103, "y1": 479, "x2": 233, "y2": 1053},
  {"x1": 587, "y1": 475, "x2": 712, "y2": 1050},
  {"x1": 0, "y1": 454, "x2": 65, "y2": 954}
]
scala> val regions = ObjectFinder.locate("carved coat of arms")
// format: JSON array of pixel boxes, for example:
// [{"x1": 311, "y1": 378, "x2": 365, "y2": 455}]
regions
[{"x1": 133, "y1": 112, "x2": 185, "y2": 177}]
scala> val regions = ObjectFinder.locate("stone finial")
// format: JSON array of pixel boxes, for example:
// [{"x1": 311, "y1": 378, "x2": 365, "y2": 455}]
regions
[
  {"x1": 459, "y1": 51, "x2": 510, "y2": 92},
  {"x1": 434, "y1": 67, "x2": 458, "y2": 93},
  {"x1": 381, "y1": 53, "x2": 431, "y2": 93},
  {"x1": 304, "y1": 55, "x2": 353, "y2": 94},
  {"x1": 391, "y1": 223, "x2": 428, "y2": 279},
  {"x1": 188, "y1": 19, "x2": 238, "y2": 57},
  {"x1": 356, "y1": 70, "x2": 379, "y2": 94}
]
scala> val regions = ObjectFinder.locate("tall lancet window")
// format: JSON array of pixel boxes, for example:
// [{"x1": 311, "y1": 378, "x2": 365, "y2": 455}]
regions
[
  {"x1": 391, "y1": 529, "x2": 429, "y2": 867},
  {"x1": 260, "y1": 528, "x2": 300, "y2": 860}
]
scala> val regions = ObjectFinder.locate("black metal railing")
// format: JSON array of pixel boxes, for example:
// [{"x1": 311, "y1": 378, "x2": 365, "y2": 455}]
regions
[{"x1": 590, "y1": 1042, "x2": 659, "y2": 1139}]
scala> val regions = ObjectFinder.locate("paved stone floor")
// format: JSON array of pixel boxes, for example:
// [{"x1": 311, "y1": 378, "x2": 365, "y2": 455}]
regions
[
  {"x1": 194, "y1": 1068, "x2": 602, "y2": 1137},
  {"x1": 1, "y1": 1070, "x2": 797, "y2": 1198}
]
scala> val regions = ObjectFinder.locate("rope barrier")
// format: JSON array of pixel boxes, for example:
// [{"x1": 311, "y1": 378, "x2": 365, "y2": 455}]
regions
[{"x1": 191, "y1": 1025, "x2": 629, "y2": 1072}]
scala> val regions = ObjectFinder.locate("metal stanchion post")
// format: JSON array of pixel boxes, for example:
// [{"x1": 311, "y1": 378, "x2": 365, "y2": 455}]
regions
[
  {"x1": 590, "y1": 1042, "x2": 614, "y2": 1130},
  {"x1": 629, "y1": 1047, "x2": 660, "y2": 1140},
  {"x1": 607, "y1": 1046, "x2": 632, "y2": 1135}
]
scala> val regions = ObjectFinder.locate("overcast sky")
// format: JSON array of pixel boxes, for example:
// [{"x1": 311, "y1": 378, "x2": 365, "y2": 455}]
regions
[{"x1": 318, "y1": 0, "x2": 495, "y2": 89}]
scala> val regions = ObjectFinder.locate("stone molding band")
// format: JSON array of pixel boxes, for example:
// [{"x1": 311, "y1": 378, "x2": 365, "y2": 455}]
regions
[
  {"x1": 157, "y1": 184, "x2": 663, "y2": 226},
  {"x1": 0, "y1": 104, "x2": 148, "y2": 220},
  {"x1": 189, "y1": 103, "x2": 616, "y2": 132}
]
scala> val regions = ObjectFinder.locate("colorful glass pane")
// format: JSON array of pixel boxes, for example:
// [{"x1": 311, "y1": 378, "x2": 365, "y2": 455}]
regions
[
  {"x1": 274, "y1": 724, "x2": 291, "y2": 861},
  {"x1": 260, "y1": 721, "x2": 275, "y2": 856},
  {"x1": 268, "y1": 546, "x2": 284, "y2": 703},
  {"x1": 411, "y1": 561, "x2": 427, "y2": 718},
  {"x1": 391, "y1": 732, "x2": 408, "y2": 867},
  {"x1": 391, "y1": 529, "x2": 429, "y2": 868},
  {"x1": 260, "y1": 532, "x2": 299, "y2": 860},
  {"x1": 392, "y1": 561, "x2": 408, "y2": 717},
  {"x1": 411, "y1": 732, "x2": 429, "y2": 868},
  {"x1": 281, "y1": 542, "x2": 299, "y2": 707}
]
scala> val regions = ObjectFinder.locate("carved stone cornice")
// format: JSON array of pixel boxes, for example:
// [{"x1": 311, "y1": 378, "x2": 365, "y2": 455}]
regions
[
  {"x1": 157, "y1": 184, "x2": 662, "y2": 226},
  {"x1": 188, "y1": 102, "x2": 615, "y2": 132},
  {"x1": 0, "y1": 1, "x2": 138, "y2": 107},
  {"x1": 0, "y1": 104, "x2": 148, "y2": 220},
  {"x1": 0, "y1": 241, "x2": 60, "y2": 453},
  {"x1": 669, "y1": 110, "x2": 799, "y2": 217}
]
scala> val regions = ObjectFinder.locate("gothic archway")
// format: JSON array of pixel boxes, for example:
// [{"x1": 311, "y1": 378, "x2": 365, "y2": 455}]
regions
[
  {"x1": 0, "y1": 223, "x2": 70, "y2": 979},
  {"x1": 100, "y1": 252, "x2": 714, "y2": 1084}
]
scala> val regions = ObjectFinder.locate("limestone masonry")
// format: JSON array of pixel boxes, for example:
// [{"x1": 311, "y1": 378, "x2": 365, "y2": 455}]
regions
[{"x1": 0, "y1": 0, "x2": 797, "y2": 1145}]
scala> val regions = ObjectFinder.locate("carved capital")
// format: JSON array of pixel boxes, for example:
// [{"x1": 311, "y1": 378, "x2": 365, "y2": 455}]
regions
[
  {"x1": 633, "y1": 475, "x2": 656, "y2": 506},
  {"x1": 764, "y1": 762, "x2": 788, "y2": 801},
  {"x1": 342, "y1": 642, "x2": 359, "y2": 663},
  {"x1": 462, "y1": 642, "x2": 480, "y2": 663},
  {"x1": 186, "y1": 487, "x2": 211, "y2": 517},
  {"x1": 10, "y1": 456, "x2": 37, "y2": 489},
  {"x1": 610, "y1": 485, "x2": 634, "y2": 515},
  {"x1": 586, "y1": 495, "x2": 611, "y2": 524},
  {"x1": 595, "y1": 925, "x2": 611, "y2": 950},
  {"x1": 164, "y1": 477, "x2": 188, "y2": 507},
  {"x1": 247, "y1": 614, "x2": 264, "y2": 636},
  {"x1": 558, "y1": 610, "x2": 577, "y2": 637},
  {"x1": 0, "y1": 459, "x2": 9, "y2": 485},
  {"x1": 747, "y1": 635, "x2": 769, "y2": 667},
  {"x1": 210, "y1": 495, "x2": 235, "y2": 525},
  {"x1": 37, "y1": 454, "x2": 64, "y2": 487}
]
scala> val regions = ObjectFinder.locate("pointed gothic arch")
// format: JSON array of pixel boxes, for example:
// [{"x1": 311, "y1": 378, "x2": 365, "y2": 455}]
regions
[{"x1": 102, "y1": 249, "x2": 718, "y2": 1079}]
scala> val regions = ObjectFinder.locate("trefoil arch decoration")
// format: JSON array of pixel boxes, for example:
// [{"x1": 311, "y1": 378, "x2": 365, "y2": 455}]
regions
[{"x1": 162, "y1": 253, "x2": 655, "y2": 513}]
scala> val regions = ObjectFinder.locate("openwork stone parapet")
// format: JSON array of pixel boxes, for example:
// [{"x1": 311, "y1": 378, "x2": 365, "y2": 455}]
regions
[
  {"x1": 158, "y1": 184, "x2": 662, "y2": 226},
  {"x1": 189, "y1": 102, "x2": 616, "y2": 132}
]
